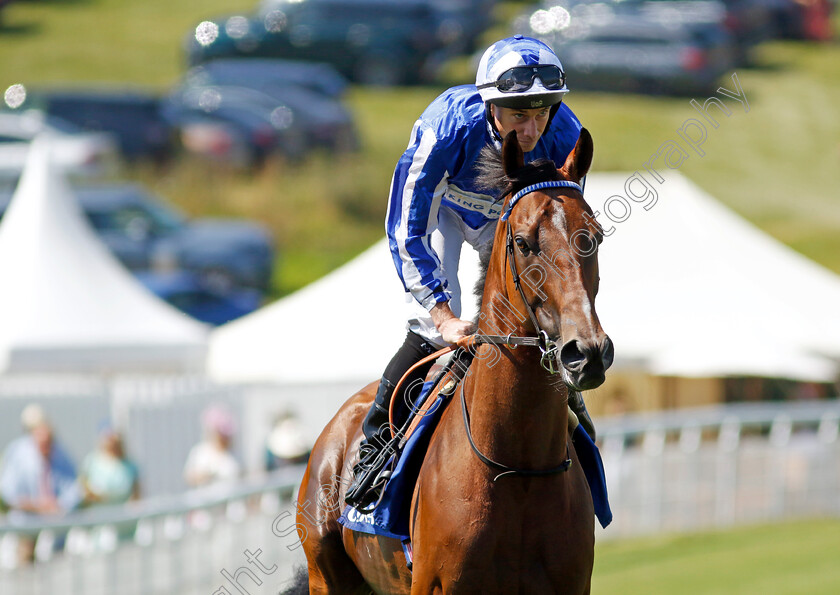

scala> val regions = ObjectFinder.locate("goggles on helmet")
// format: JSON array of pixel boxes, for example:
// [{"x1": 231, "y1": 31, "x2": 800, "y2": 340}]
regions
[{"x1": 477, "y1": 65, "x2": 566, "y2": 94}]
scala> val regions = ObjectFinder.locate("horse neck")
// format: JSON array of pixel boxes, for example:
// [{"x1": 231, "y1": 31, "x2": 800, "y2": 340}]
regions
[{"x1": 464, "y1": 224, "x2": 570, "y2": 470}]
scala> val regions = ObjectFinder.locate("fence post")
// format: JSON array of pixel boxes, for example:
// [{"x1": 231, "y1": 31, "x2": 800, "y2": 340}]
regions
[
  {"x1": 642, "y1": 428, "x2": 666, "y2": 532},
  {"x1": 600, "y1": 435, "x2": 625, "y2": 536},
  {"x1": 769, "y1": 414, "x2": 793, "y2": 517},
  {"x1": 134, "y1": 518, "x2": 154, "y2": 594},
  {"x1": 818, "y1": 412, "x2": 840, "y2": 515},
  {"x1": 715, "y1": 416, "x2": 740, "y2": 527},
  {"x1": 678, "y1": 425, "x2": 702, "y2": 531},
  {"x1": 164, "y1": 513, "x2": 186, "y2": 593}
]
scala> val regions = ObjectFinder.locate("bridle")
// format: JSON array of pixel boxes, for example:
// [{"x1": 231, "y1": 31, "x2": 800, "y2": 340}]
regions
[
  {"x1": 459, "y1": 179, "x2": 585, "y2": 370},
  {"x1": 500, "y1": 179, "x2": 584, "y2": 374},
  {"x1": 459, "y1": 179, "x2": 584, "y2": 480}
]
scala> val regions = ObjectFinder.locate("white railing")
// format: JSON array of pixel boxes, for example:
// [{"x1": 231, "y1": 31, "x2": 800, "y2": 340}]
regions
[
  {"x1": 0, "y1": 466, "x2": 308, "y2": 595},
  {"x1": 2, "y1": 400, "x2": 839, "y2": 594},
  {"x1": 597, "y1": 400, "x2": 840, "y2": 538}
]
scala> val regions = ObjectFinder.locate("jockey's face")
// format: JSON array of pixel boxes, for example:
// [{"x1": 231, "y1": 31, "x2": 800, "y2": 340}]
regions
[{"x1": 491, "y1": 104, "x2": 551, "y2": 153}]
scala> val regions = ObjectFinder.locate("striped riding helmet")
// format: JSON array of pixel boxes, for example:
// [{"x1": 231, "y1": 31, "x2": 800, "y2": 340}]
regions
[{"x1": 476, "y1": 35, "x2": 569, "y2": 110}]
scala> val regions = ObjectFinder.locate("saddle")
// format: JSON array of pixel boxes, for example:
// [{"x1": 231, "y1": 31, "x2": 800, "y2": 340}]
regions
[{"x1": 348, "y1": 347, "x2": 474, "y2": 513}]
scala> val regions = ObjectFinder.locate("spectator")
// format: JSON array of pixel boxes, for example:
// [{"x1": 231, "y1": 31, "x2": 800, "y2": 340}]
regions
[
  {"x1": 184, "y1": 404, "x2": 241, "y2": 487},
  {"x1": 79, "y1": 422, "x2": 140, "y2": 505},
  {"x1": 0, "y1": 404, "x2": 81, "y2": 517},
  {"x1": 0, "y1": 405, "x2": 81, "y2": 565},
  {"x1": 265, "y1": 411, "x2": 311, "y2": 471}
]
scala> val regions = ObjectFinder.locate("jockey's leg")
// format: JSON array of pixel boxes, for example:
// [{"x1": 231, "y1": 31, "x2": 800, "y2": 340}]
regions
[
  {"x1": 367, "y1": 330, "x2": 438, "y2": 437},
  {"x1": 344, "y1": 206, "x2": 470, "y2": 508},
  {"x1": 345, "y1": 330, "x2": 436, "y2": 507}
]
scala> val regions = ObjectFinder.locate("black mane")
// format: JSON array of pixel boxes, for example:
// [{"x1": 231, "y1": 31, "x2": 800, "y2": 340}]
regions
[{"x1": 474, "y1": 144, "x2": 560, "y2": 199}]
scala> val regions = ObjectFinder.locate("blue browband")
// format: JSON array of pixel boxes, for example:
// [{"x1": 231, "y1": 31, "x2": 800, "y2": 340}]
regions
[{"x1": 500, "y1": 180, "x2": 583, "y2": 221}]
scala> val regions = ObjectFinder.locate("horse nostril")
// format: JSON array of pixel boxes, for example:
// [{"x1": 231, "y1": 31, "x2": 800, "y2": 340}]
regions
[
  {"x1": 561, "y1": 338, "x2": 613, "y2": 377},
  {"x1": 560, "y1": 340, "x2": 586, "y2": 373},
  {"x1": 601, "y1": 337, "x2": 614, "y2": 369}
]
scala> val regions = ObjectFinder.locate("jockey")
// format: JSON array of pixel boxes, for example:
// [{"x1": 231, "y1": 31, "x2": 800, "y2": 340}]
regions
[{"x1": 345, "y1": 35, "x2": 597, "y2": 508}]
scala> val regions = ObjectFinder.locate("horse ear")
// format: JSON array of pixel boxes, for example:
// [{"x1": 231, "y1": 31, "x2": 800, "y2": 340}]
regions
[
  {"x1": 561, "y1": 127, "x2": 593, "y2": 182},
  {"x1": 502, "y1": 130, "x2": 524, "y2": 175}
]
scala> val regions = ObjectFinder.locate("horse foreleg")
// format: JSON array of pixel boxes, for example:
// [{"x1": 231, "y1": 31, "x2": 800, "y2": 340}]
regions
[
  {"x1": 301, "y1": 523, "x2": 373, "y2": 594},
  {"x1": 409, "y1": 579, "x2": 443, "y2": 595},
  {"x1": 296, "y1": 383, "x2": 384, "y2": 594}
]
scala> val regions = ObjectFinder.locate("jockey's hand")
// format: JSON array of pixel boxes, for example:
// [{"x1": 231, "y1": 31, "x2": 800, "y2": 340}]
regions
[{"x1": 430, "y1": 302, "x2": 476, "y2": 344}]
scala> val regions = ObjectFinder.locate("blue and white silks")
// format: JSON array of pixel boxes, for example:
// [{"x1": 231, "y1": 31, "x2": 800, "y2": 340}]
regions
[{"x1": 384, "y1": 84, "x2": 582, "y2": 312}]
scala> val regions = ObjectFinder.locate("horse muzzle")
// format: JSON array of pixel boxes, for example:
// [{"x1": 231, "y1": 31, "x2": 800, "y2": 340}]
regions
[{"x1": 558, "y1": 336, "x2": 614, "y2": 391}]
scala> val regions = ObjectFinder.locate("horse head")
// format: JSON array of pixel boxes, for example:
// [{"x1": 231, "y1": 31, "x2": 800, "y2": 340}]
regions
[{"x1": 481, "y1": 128, "x2": 613, "y2": 391}]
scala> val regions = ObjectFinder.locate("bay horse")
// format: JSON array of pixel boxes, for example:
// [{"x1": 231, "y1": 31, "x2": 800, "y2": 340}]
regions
[{"x1": 292, "y1": 127, "x2": 612, "y2": 594}]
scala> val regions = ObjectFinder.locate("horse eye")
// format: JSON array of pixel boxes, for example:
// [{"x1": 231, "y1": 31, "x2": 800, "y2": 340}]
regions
[{"x1": 514, "y1": 237, "x2": 531, "y2": 256}]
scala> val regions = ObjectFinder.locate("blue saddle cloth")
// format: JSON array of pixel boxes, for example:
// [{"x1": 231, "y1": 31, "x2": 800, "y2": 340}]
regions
[{"x1": 338, "y1": 384, "x2": 612, "y2": 543}]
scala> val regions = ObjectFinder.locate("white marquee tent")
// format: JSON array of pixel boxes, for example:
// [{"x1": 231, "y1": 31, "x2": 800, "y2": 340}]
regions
[
  {"x1": 207, "y1": 171, "x2": 840, "y2": 386},
  {"x1": 0, "y1": 137, "x2": 208, "y2": 374}
]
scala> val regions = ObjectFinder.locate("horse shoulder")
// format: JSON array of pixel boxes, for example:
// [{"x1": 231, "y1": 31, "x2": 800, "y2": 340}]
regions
[
  {"x1": 297, "y1": 382, "x2": 383, "y2": 593},
  {"x1": 297, "y1": 385, "x2": 373, "y2": 545}
]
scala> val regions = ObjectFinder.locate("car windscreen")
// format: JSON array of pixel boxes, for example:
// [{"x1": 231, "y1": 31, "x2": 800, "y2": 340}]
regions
[{"x1": 83, "y1": 197, "x2": 184, "y2": 237}]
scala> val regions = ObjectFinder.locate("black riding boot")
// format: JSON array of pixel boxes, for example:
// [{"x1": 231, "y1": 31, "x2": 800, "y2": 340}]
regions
[
  {"x1": 356, "y1": 377, "x2": 396, "y2": 467},
  {"x1": 345, "y1": 331, "x2": 437, "y2": 508}
]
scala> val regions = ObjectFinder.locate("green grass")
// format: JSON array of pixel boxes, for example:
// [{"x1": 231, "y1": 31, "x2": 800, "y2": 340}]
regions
[
  {"x1": 0, "y1": 0, "x2": 254, "y2": 89},
  {"x1": 1, "y1": 1, "x2": 839, "y2": 296},
  {"x1": 593, "y1": 519, "x2": 840, "y2": 595}
]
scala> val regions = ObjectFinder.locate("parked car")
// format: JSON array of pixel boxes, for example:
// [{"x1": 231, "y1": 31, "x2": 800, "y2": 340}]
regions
[
  {"x1": 184, "y1": 58, "x2": 350, "y2": 99},
  {"x1": 174, "y1": 116, "x2": 259, "y2": 169},
  {"x1": 759, "y1": 0, "x2": 835, "y2": 40},
  {"x1": 0, "y1": 0, "x2": 11, "y2": 27},
  {"x1": 6, "y1": 88, "x2": 177, "y2": 164},
  {"x1": 570, "y1": 17, "x2": 734, "y2": 95},
  {"x1": 135, "y1": 270, "x2": 263, "y2": 325},
  {"x1": 239, "y1": 82, "x2": 358, "y2": 152},
  {"x1": 176, "y1": 65, "x2": 359, "y2": 152},
  {"x1": 175, "y1": 113, "x2": 260, "y2": 169},
  {"x1": 184, "y1": 0, "x2": 464, "y2": 85},
  {"x1": 517, "y1": 0, "x2": 771, "y2": 68},
  {"x1": 426, "y1": 0, "x2": 499, "y2": 54},
  {"x1": 626, "y1": 0, "x2": 775, "y2": 62},
  {"x1": 161, "y1": 84, "x2": 313, "y2": 166},
  {"x1": 515, "y1": 4, "x2": 737, "y2": 95},
  {"x1": 0, "y1": 183, "x2": 275, "y2": 292},
  {"x1": 0, "y1": 110, "x2": 119, "y2": 180}
]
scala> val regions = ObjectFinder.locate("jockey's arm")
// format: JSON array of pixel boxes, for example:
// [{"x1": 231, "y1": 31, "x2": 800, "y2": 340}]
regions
[{"x1": 430, "y1": 301, "x2": 475, "y2": 344}]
